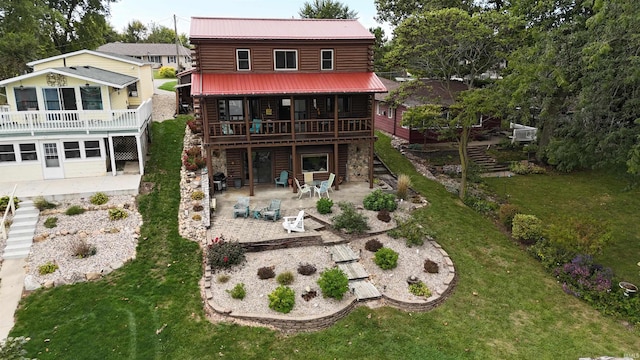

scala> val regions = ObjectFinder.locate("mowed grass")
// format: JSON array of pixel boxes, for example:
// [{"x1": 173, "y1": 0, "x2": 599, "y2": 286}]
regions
[
  {"x1": 9, "y1": 126, "x2": 639, "y2": 359},
  {"x1": 158, "y1": 80, "x2": 177, "y2": 92},
  {"x1": 483, "y1": 169, "x2": 640, "y2": 280}
]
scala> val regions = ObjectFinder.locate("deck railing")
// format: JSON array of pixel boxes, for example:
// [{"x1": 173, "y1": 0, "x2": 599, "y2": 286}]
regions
[
  {"x1": 510, "y1": 122, "x2": 537, "y2": 143},
  {"x1": 210, "y1": 117, "x2": 372, "y2": 138},
  {"x1": 1, "y1": 184, "x2": 17, "y2": 241},
  {"x1": 0, "y1": 99, "x2": 152, "y2": 135}
]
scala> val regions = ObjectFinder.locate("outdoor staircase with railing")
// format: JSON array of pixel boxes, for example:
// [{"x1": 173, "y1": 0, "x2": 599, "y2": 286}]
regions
[
  {"x1": 468, "y1": 145, "x2": 509, "y2": 173},
  {"x1": 3, "y1": 200, "x2": 39, "y2": 259}
]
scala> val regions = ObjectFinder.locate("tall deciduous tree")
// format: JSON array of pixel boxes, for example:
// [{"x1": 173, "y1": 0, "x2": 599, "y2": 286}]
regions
[
  {"x1": 123, "y1": 20, "x2": 148, "y2": 43},
  {"x1": 299, "y1": 0, "x2": 358, "y2": 19}
]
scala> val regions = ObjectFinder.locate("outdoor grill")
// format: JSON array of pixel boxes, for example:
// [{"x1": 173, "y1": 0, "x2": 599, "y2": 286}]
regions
[{"x1": 213, "y1": 172, "x2": 227, "y2": 192}]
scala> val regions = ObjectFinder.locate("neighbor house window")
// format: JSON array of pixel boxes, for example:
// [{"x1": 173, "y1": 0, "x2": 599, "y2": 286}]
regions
[
  {"x1": 237, "y1": 49, "x2": 251, "y2": 70},
  {"x1": 321, "y1": 49, "x2": 333, "y2": 70},
  {"x1": 14, "y1": 87, "x2": 38, "y2": 111},
  {"x1": 19, "y1": 143, "x2": 37, "y2": 161},
  {"x1": 148, "y1": 55, "x2": 161, "y2": 63},
  {"x1": 376, "y1": 102, "x2": 381, "y2": 115},
  {"x1": 128, "y1": 83, "x2": 138, "y2": 97},
  {"x1": 388, "y1": 107, "x2": 393, "y2": 119},
  {"x1": 167, "y1": 55, "x2": 177, "y2": 63},
  {"x1": 80, "y1": 86, "x2": 103, "y2": 110},
  {"x1": 0, "y1": 144, "x2": 16, "y2": 162},
  {"x1": 84, "y1": 141, "x2": 101, "y2": 158},
  {"x1": 301, "y1": 154, "x2": 329, "y2": 172},
  {"x1": 218, "y1": 99, "x2": 244, "y2": 120},
  {"x1": 274, "y1": 50, "x2": 297, "y2": 70},
  {"x1": 63, "y1": 141, "x2": 81, "y2": 159}
]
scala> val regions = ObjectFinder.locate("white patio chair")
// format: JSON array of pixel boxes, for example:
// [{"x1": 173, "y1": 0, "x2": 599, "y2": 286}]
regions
[
  {"x1": 282, "y1": 210, "x2": 305, "y2": 233},
  {"x1": 294, "y1": 178, "x2": 313, "y2": 199}
]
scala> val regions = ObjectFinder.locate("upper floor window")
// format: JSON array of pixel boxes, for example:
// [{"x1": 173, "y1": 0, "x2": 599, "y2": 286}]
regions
[
  {"x1": 128, "y1": 83, "x2": 138, "y2": 97},
  {"x1": 321, "y1": 49, "x2": 333, "y2": 70},
  {"x1": 80, "y1": 86, "x2": 103, "y2": 110},
  {"x1": 325, "y1": 96, "x2": 351, "y2": 114},
  {"x1": 218, "y1": 99, "x2": 244, "y2": 120},
  {"x1": 167, "y1": 56, "x2": 177, "y2": 63},
  {"x1": 14, "y1": 87, "x2": 38, "y2": 111},
  {"x1": 274, "y1": 50, "x2": 297, "y2": 70},
  {"x1": 237, "y1": 49, "x2": 251, "y2": 71}
]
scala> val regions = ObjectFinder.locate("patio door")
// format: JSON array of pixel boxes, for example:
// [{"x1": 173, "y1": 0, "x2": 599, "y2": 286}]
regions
[
  {"x1": 41, "y1": 142, "x2": 64, "y2": 179},
  {"x1": 43, "y1": 88, "x2": 77, "y2": 121},
  {"x1": 244, "y1": 151, "x2": 272, "y2": 184}
]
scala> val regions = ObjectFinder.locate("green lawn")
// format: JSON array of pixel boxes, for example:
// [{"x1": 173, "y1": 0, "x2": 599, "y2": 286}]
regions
[
  {"x1": 158, "y1": 81, "x2": 177, "y2": 92},
  {"x1": 9, "y1": 125, "x2": 639, "y2": 359},
  {"x1": 483, "y1": 170, "x2": 640, "y2": 281}
]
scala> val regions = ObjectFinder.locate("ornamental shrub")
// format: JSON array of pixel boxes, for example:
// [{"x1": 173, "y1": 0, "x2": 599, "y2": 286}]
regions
[
  {"x1": 396, "y1": 174, "x2": 412, "y2": 200},
  {"x1": 191, "y1": 191, "x2": 205, "y2": 200},
  {"x1": 316, "y1": 198, "x2": 333, "y2": 214},
  {"x1": 317, "y1": 267, "x2": 349, "y2": 300},
  {"x1": 90, "y1": 192, "x2": 109, "y2": 205},
  {"x1": 509, "y1": 161, "x2": 546, "y2": 175},
  {"x1": 207, "y1": 239, "x2": 246, "y2": 271},
  {"x1": 0, "y1": 196, "x2": 20, "y2": 212},
  {"x1": 276, "y1": 271, "x2": 295, "y2": 285},
  {"x1": 72, "y1": 240, "x2": 97, "y2": 258},
  {"x1": 365, "y1": 238, "x2": 383, "y2": 252},
  {"x1": 374, "y1": 247, "x2": 399, "y2": 270},
  {"x1": 463, "y1": 194, "x2": 499, "y2": 215},
  {"x1": 108, "y1": 208, "x2": 128, "y2": 221},
  {"x1": 216, "y1": 274, "x2": 230, "y2": 283},
  {"x1": 332, "y1": 202, "x2": 369, "y2": 234},
  {"x1": 297, "y1": 263, "x2": 317, "y2": 276},
  {"x1": 554, "y1": 254, "x2": 613, "y2": 297},
  {"x1": 363, "y1": 189, "x2": 397, "y2": 212},
  {"x1": 498, "y1": 203, "x2": 520, "y2": 230},
  {"x1": 65, "y1": 205, "x2": 85, "y2": 216},
  {"x1": 377, "y1": 209, "x2": 391, "y2": 223},
  {"x1": 226, "y1": 283, "x2": 246, "y2": 300},
  {"x1": 511, "y1": 214, "x2": 543, "y2": 245},
  {"x1": 546, "y1": 217, "x2": 611, "y2": 256},
  {"x1": 408, "y1": 281, "x2": 431, "y2": 297},
  {"x1": 44, "y1": 216, "x2": 58, "y2": 229},
  {"x1": 158, "y1": 66, "x2": 176, "y2": 78},
  {"x1": 257, "y1": 266, "x2": 276, "y2": 279},
  {"x1": 34, "y1": 196, "x2": 57, "y2": 210},
  {"x1": 424, "y1": 259, "x2": 439, "y2": 273},
  {"x1": 388, "y1": 216, "x2": 431, "y2": 247},
  {"x1": 268, "y1": 285, "x2": 295, "y2": 313},
  {"x1": 38, "y1": 261, "x2": 58, "y2": 275}
]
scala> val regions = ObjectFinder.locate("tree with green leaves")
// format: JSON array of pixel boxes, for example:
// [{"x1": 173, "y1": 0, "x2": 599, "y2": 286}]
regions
[
  {"x1": 123, "y1": 20, "x2": 148, "y2": 43},
  {"x1": 369, "y1": 26, "x2": 392, "y2": 73},
  {"x1": 299, "y1": 0, "x2": 358, "y2": 19}
]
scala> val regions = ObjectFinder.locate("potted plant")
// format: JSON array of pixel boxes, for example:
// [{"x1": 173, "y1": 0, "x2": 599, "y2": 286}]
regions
[{"x1": 619, "y1": 281, "x2": 638, "y2": 297}]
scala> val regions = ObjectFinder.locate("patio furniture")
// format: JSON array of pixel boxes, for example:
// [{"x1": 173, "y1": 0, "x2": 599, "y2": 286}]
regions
[
  {"x1": 314, "y1": 180, "x2": 330, "y2": 199},
  {"x1": 252, "y1": 207, "x2": 263, "y2": 219},
  {"x1": 303, "y1": 172, "x2": 314, "y2": 185},
  {"x1": 275, "y1": 170, "x2": 288, "y2": 188},
  {"x1": 294, "y1": 178, "x2": 313, "y2": 199},
  {"x1": 283, "y1": 210, "x2": 305, "y2": 233},
  {"x1": 261, "y1": 199, "x2": 281, "y2": 221},
  {"x1": 327, "y1": 173, "x2": 335, "y2": 193},
  {"x1": 249, "y1": 118, "x2": 262, "y2": 134},
  {"x1": 233, "y1": 196, "x2": 250, "y2": 218}
]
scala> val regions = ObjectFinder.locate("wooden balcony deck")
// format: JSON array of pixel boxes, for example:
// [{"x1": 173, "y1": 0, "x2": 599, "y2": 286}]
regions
[{"x1": 0, "y1": 99, "x2": 152, "y2": 137}]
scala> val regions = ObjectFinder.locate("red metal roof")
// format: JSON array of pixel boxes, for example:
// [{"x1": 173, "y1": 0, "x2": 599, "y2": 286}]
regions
[
  {"x1": 190, "y1": 17, "x2": 374, "y2": 40},
  {"x1": 191, "y1": 72, "x2": 386, "y2": 96}
]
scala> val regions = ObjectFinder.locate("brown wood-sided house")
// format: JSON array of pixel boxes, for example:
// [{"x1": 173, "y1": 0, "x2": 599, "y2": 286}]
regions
[
  {"x1": 189, "y1": 17, "x2": 387, "y2": 196},
  {"x1": 375, "y1": 78, "x2": 500, "y2": 144}
]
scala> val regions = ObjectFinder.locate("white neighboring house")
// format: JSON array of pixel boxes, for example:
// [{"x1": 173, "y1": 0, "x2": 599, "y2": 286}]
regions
[
  {"x1": 97, "y1": 42, "x2": 192, "y2": 70},
  {"x1": 0, "y1": 50, "x2": 154, "y2": 181}
]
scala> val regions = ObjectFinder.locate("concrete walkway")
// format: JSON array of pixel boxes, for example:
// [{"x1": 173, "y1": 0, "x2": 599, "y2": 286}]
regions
[{"x1": 0, "y1": 175, "x2": 142, "y2": 341}]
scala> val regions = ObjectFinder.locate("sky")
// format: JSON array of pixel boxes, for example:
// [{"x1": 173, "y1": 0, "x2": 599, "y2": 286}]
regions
[{"x1": 108, "y1": 0, "x2": 391, "y2": 39}]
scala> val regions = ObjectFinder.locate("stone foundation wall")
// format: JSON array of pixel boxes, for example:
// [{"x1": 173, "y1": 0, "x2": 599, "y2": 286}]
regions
[
  {"x1": 346, "y1": 142, "x2": 370, "y2": 182},
  {"x1": 210, "y1": 149, "x2": 227, "y2": 175}
]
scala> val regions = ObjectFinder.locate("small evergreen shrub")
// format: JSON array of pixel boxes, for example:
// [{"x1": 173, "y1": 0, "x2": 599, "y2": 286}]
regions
[
  {"x1": 424, "y1": 259, "x2": 439, "y2": 273},
  {"x1": 498, "y1": 203, "x2": 520, "y2": 229},
  {"x1": 0, "y1": 195, "x2": 19, "y2": 212},
  {"x1": 65, "y1": 205, "x2": 85, "y2": 216},
  {"x1": 317, "y1": 267, "x2": 349, "y2": 300},
  {"x1": 377, "y1": 209, "x2": 391, "y2": 223},
  {"x1": 257, "y1": 266, "x2": 276, "y2": 279},
  {"x1": 276, "y1": 271, "x2": 295, "y2": 285},
  {"x1": 226, "y1": 283, "x2": 246, "y2": 300},
  {"x1": 512, "y1": 214, "x2": 543, "y2": 245},
  {"x1": 388, "y1": 217, "x2": 432, "y2": 247},
  {"x1": 207, "y1": 240, "x2": 246, "y2": 271},
  {"x1": 316, "y1": 198, "x2": 334, "y2": 214},
  {"x1": 38, "y1": 261, "x2": 58, "y2": 275},
  {"x1": 34, "y1": 196, "x2": 57, "y2": 210},
  {"x1": 332, "y1": 202, "x2": 369, "y2": 234},
  {"x1": 72, "y1": 240, "x2": 97, "y2": 258},
  {"x1": 408, "y1": 281, "x2": 432, "y2": 297},
  {"x1": 191, "y1": 191, "x2": 205, "y2": 200},
  {"x1": 108, "y1": 208, "x2": 129, "y2": 221},
  {"x1": 297, "y1": 263, "x2": 317, "y2": 276},
  {"x1": 396, "y1": 174, "x2": 412, "y2": 200},
  {"x1": 192, "y1": 214, "x2": 202, "y2": 221},
  {"x1": 90, "y1": 192, "x2": 109, "y2": 205},
  {"x1": 374, "y1": 247, "x2": 399, "y2": 270},
  {"x1": 158, "y1": 66, "x2": 176, "y2": 78},
  {"x1": 44, "y1": 216, "x2": 58, "y2": 229},
  {"x1": 363, "y1": 189, "x2": 397, "y2": 212},
  {"x1": 365, "y1": 238, "x2": 383, "y2": 252},
  {"x1": 216, "y1": 274, "x2": 230, "y2": 283},
  {"x1": 268, "y1": 286, "x2": 295, "y2": 313}
]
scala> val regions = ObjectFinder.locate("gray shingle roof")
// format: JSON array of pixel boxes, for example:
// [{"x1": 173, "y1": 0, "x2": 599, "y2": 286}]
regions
[
  {"x1": 55, "y1": 66, "x2": 137, "y2": 87},
  {"x1": 97, "y1": 42, "x2": 191, "y2": 57}
]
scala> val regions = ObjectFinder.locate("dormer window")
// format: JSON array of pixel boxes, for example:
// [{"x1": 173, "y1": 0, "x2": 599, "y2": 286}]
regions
[
  {"x1": 237, "y1": 49, "x2": 250, "y2": 70},
  {"x1": 274, "y1": 50, "x2": 297, "y2": 70},
  {"x1": 321, "y1": 49, "x2": 333, "y2": 70}
]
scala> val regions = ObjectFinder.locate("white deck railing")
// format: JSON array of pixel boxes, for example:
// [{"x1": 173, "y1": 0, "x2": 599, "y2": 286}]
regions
[
  {"x1": 509, "y1": 122, "x2": 537, "y2": 143},
  {"x1": 0, "y1": 99, "x2": 152, "y2": 135}
]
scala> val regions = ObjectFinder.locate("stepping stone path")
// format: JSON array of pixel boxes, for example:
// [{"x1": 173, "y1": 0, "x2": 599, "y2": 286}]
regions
[{"x1": 329, "y1": 244, "x2": 381, "y2": 301}]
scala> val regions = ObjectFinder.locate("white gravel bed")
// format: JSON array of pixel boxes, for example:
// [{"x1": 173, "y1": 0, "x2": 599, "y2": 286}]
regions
[
  {"x1": 25, "y1": 195, "x2": 142, "y2": 287},
  {"x1": 351, "y1": 234, "x2": 450, "y2": 301},
  {"x1": 210, "y1": 246, "x2": 354, "y2": 317}
]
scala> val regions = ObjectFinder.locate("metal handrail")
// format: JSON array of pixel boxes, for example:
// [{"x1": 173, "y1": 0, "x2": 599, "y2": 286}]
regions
[{"x1": 1, "y1": 184, "x2": 17, "y2": 240}]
